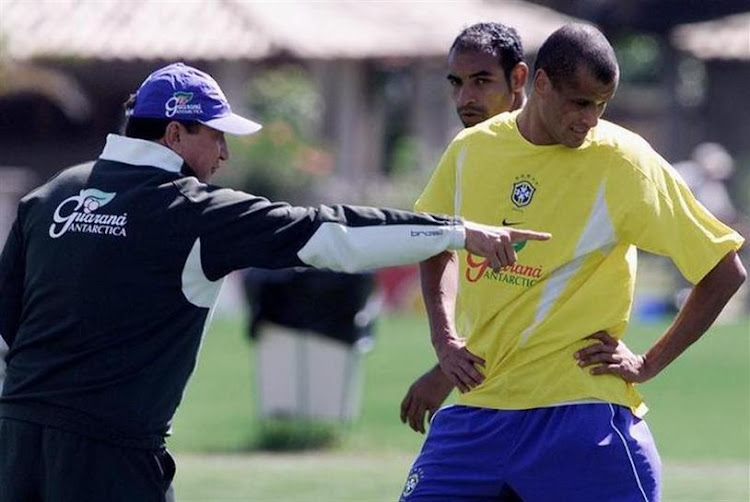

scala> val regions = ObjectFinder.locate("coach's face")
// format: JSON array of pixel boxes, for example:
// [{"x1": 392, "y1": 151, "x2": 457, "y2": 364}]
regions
[
  {"x1": 535, "y1": 64, "x2": 617, "y2": 148},
  {"x1": 165, "y1": 122, "x2": 229, "y2": 182},
  {"x1": 447, "y1": 49, "x2": 521, "y2": 127}
]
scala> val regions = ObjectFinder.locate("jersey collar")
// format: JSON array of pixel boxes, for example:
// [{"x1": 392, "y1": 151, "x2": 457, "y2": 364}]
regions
[{"x1": 99, "y1": 134, "x2": 184, "y2": 174}]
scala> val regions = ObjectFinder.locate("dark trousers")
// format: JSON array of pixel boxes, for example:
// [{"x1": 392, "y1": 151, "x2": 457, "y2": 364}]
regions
[{"x1": 0, "y1": 418, "x2": 175, "y2": 502}]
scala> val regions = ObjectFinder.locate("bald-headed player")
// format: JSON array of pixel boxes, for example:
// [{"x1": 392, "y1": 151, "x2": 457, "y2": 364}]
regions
[{"x1": 399, "y1": 24, "x2": 744, "y2": 501}]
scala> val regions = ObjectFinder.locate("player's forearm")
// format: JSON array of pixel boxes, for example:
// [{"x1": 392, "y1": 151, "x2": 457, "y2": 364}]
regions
[
  {"x1": 419, "y1": 251, "x2": 459, "y2": 347},
  {"x1": 427, "y1": 363, "x2": 454, "y2": 391},
  {"x1": 643, "y1": 251, "x2": 746, "y2": 378}
]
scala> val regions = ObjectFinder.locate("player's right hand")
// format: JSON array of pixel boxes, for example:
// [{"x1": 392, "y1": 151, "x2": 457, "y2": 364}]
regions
[
  {"x1": 434, "y1": 336, "x2": 485, "y2": 393},
  {"x1": 575, "y1": 331, "x2": 651, "y2": 383},
  {"x1": 400, "y1": 365, "x2": 454, "y2": 434},
  {"x1": 464, "y1": 221, "x2": 551, "y2": 272}
]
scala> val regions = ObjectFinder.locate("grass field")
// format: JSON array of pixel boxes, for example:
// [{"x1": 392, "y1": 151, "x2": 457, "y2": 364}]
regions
[{"x1": 169, "y1": 313, "x2": 750, "y2": 501}]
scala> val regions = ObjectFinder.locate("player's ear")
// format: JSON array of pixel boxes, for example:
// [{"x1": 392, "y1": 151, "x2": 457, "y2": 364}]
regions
[
  {"x1": 510, "y1": 62, "x2": 529, "y2": 93},
  {"x1": 533, "y1": 69, "x2": 551, "y2": 95}
]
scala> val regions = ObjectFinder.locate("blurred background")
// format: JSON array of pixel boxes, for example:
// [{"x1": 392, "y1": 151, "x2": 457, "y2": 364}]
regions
[
  {"x1": 1, "y1": 0, "x2": 749, "y2": 313},
  {"x1": 0, "y1": 1, "x2": 748, "y2": 500}
]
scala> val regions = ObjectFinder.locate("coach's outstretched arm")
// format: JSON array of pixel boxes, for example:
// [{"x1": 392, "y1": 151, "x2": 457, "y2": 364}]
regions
[
  {"x1": 294, "y1": 210, "x2": 551, "y2": 274},
  {"x1": 194, "y1": 189, "x2": 551, "y2": 279}
]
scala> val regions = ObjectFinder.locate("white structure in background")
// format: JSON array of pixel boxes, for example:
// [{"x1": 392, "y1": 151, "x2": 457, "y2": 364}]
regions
[
  {"x1": 255, "y1": 325, "x2": 370, "y2": 422},
  {"x1": 0, "y1": 168, "x2": 37, "y2": 245}
]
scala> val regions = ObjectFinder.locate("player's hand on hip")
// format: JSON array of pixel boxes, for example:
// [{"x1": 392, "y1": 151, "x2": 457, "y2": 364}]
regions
[
  {"x1": 464, "y1": 221, "x2": 551, "y2": 271},
  {"x1": 400, "y1": 365, "x2": 454, "y2": 434},
  {"x1": 574, "y1": 331, "x2": 651, "y2": 383},
  {"x1": 434, "y1": 336, "x2": 485, "y2": 393}
]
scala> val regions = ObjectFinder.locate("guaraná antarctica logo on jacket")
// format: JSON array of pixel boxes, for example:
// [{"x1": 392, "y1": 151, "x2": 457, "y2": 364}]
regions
[
  {"x1": 165, "y1": 91, "x2": 202, "y2": 118},
  {"x1": 49, "y1": 189, "x2": 128, "y2": 239},
  {"x1": 511, "y1": 174, "x2": 539, "y2": 208}
]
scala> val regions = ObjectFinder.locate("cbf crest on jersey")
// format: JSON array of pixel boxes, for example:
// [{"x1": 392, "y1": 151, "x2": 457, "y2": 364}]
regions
[
  {"x1": 400, "y1": 467, "x2": 424, "y2": 500},
  {"x1": 511, "y1": 174, "x2": 539, "y2": 208}
]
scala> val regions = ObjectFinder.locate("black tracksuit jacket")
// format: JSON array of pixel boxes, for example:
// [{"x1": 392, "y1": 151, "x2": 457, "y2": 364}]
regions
[{"x1": 0, "y1": 134, "x2": 464, "y2": 448}]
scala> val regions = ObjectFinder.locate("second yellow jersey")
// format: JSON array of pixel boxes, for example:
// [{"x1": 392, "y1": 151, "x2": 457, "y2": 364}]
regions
[{"x1": 415, "y1": 110, "x2": 743, "y2": 415}]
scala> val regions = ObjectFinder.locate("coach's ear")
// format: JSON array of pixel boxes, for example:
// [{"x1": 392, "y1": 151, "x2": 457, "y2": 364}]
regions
[
  {"x1": 162, "y1": 121, "x2": 183, "y2": 150},
  {"x1": 162, "y1": 121, "x2": 195, "y2": 159}
]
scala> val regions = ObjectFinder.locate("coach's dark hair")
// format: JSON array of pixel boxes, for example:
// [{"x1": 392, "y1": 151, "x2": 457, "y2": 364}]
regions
[
  {"x1": 534, "y1": 24, "x2": 619, "y2": 88},
  {"x1": 121, "y1": 94, "x2": 200, "y2": 140},
  {"x1": 449, "y1": 22, "x2": 524, "y2": 83}
]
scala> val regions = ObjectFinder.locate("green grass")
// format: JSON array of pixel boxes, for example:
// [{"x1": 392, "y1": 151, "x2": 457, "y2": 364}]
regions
[
  {"x1": 627, "y1": 319, "x2": 750, "y2": 460},
  {"x1": 169, "y1": 313, "x2": 750, "y2": 500},
  {"x1": 171, "y1": 453, "x2": 748, "y2": 502}
]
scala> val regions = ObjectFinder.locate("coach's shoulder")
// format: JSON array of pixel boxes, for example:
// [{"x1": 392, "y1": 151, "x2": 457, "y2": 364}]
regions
[
  {"x1": 20, "y1": 160, "x2": 95, "y2": 205},
  {"x1": 173, "y1": 176, "x2": 260, "y2": 209}
]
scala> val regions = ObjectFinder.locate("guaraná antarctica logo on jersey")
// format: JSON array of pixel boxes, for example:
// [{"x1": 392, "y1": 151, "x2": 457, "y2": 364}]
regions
[
  {"x1": 465, "y1": 251, "x2": 543, "y2": 287},
  {"x1": 511, "y1": 174, "x2": 539, "y2": 208},
  {"x1": 49, "y1": 189, "x2": 128, "y2": 239},
  {"x1": 401, "y1": 467, "x2": 424, "y2": 499},
  {"x1": 165, "y1": 91, "x2": 202, "y2": 118}
]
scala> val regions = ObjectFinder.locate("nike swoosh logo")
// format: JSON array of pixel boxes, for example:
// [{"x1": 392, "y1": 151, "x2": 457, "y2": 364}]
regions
[{"x1": 502, "y1": 218, "x2": 522, "y2": 226}]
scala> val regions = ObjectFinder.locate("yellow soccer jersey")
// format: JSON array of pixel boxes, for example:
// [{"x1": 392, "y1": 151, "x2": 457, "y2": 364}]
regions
[{"x1": 415, "y1": 110, "x2": 744, "y2": 416}]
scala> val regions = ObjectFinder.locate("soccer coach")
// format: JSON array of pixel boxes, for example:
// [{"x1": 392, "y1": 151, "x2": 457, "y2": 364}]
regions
[{"x1": 0, "y1": 62, "x2": 550, "y2": 501}]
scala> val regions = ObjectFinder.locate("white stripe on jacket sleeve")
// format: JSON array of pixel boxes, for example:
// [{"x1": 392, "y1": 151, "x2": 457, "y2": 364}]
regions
[
  {"x1": 297, "y1": 222, "x2": 465, "y2": 273},
  {"x1": 0, "y1": 334, "x2": 8, "y2": 395}
]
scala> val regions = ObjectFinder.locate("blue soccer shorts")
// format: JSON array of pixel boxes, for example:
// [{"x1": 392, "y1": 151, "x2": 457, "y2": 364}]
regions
[{"x1": 399, "y1": 403, "x2": 661, "y2": 502}]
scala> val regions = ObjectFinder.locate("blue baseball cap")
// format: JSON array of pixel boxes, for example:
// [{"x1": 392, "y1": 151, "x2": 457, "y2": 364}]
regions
[{"x1": 129, "y1": 62, "x2": 262, "y2": 135}]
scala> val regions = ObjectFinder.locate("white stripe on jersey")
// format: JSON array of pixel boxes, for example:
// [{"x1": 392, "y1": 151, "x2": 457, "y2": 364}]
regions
[{"x1": 521, "y1": 181, "x2": 616, "y2": 344}]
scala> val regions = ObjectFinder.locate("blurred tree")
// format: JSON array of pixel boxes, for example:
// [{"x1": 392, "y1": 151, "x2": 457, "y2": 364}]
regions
[
  {"x1": 613, "y1": 33, "x2": 663, "y2": 84},
  {"x1": 218, "y1": 66, "x2": 333, "y2": 204}
]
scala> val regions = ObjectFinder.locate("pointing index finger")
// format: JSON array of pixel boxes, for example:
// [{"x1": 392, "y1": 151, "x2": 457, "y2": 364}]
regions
[{"x1": 509, "y1": 228, "x2": 552, "y2": 242}]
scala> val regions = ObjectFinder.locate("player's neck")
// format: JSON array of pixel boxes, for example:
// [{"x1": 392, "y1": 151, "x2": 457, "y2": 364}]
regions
[{"x1": 516, "y1": 100, "x2": 555, "y2": 146}]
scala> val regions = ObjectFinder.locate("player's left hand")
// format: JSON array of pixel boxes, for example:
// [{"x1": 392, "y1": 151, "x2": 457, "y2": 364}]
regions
[
  {"x1": 574, "y1": 331, "x2": 651, "y2": 383},
  {"x1": 434, "y1": 336, "x2": 485, "y2": 393},
  {"x1": 400, "y1": 365, "x2": 454, "y2": 434}
]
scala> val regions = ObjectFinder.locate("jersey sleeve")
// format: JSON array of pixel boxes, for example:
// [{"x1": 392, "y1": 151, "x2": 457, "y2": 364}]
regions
[
  {"x1": 617, "y1": 146, "x2": 744, "y2": 284},
  {"x1": 414, "y1": 138, "x2": 463, "y2": 215},
  {"x1": 187, "y1": 184, "x2": 466, "y2": 280}
]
